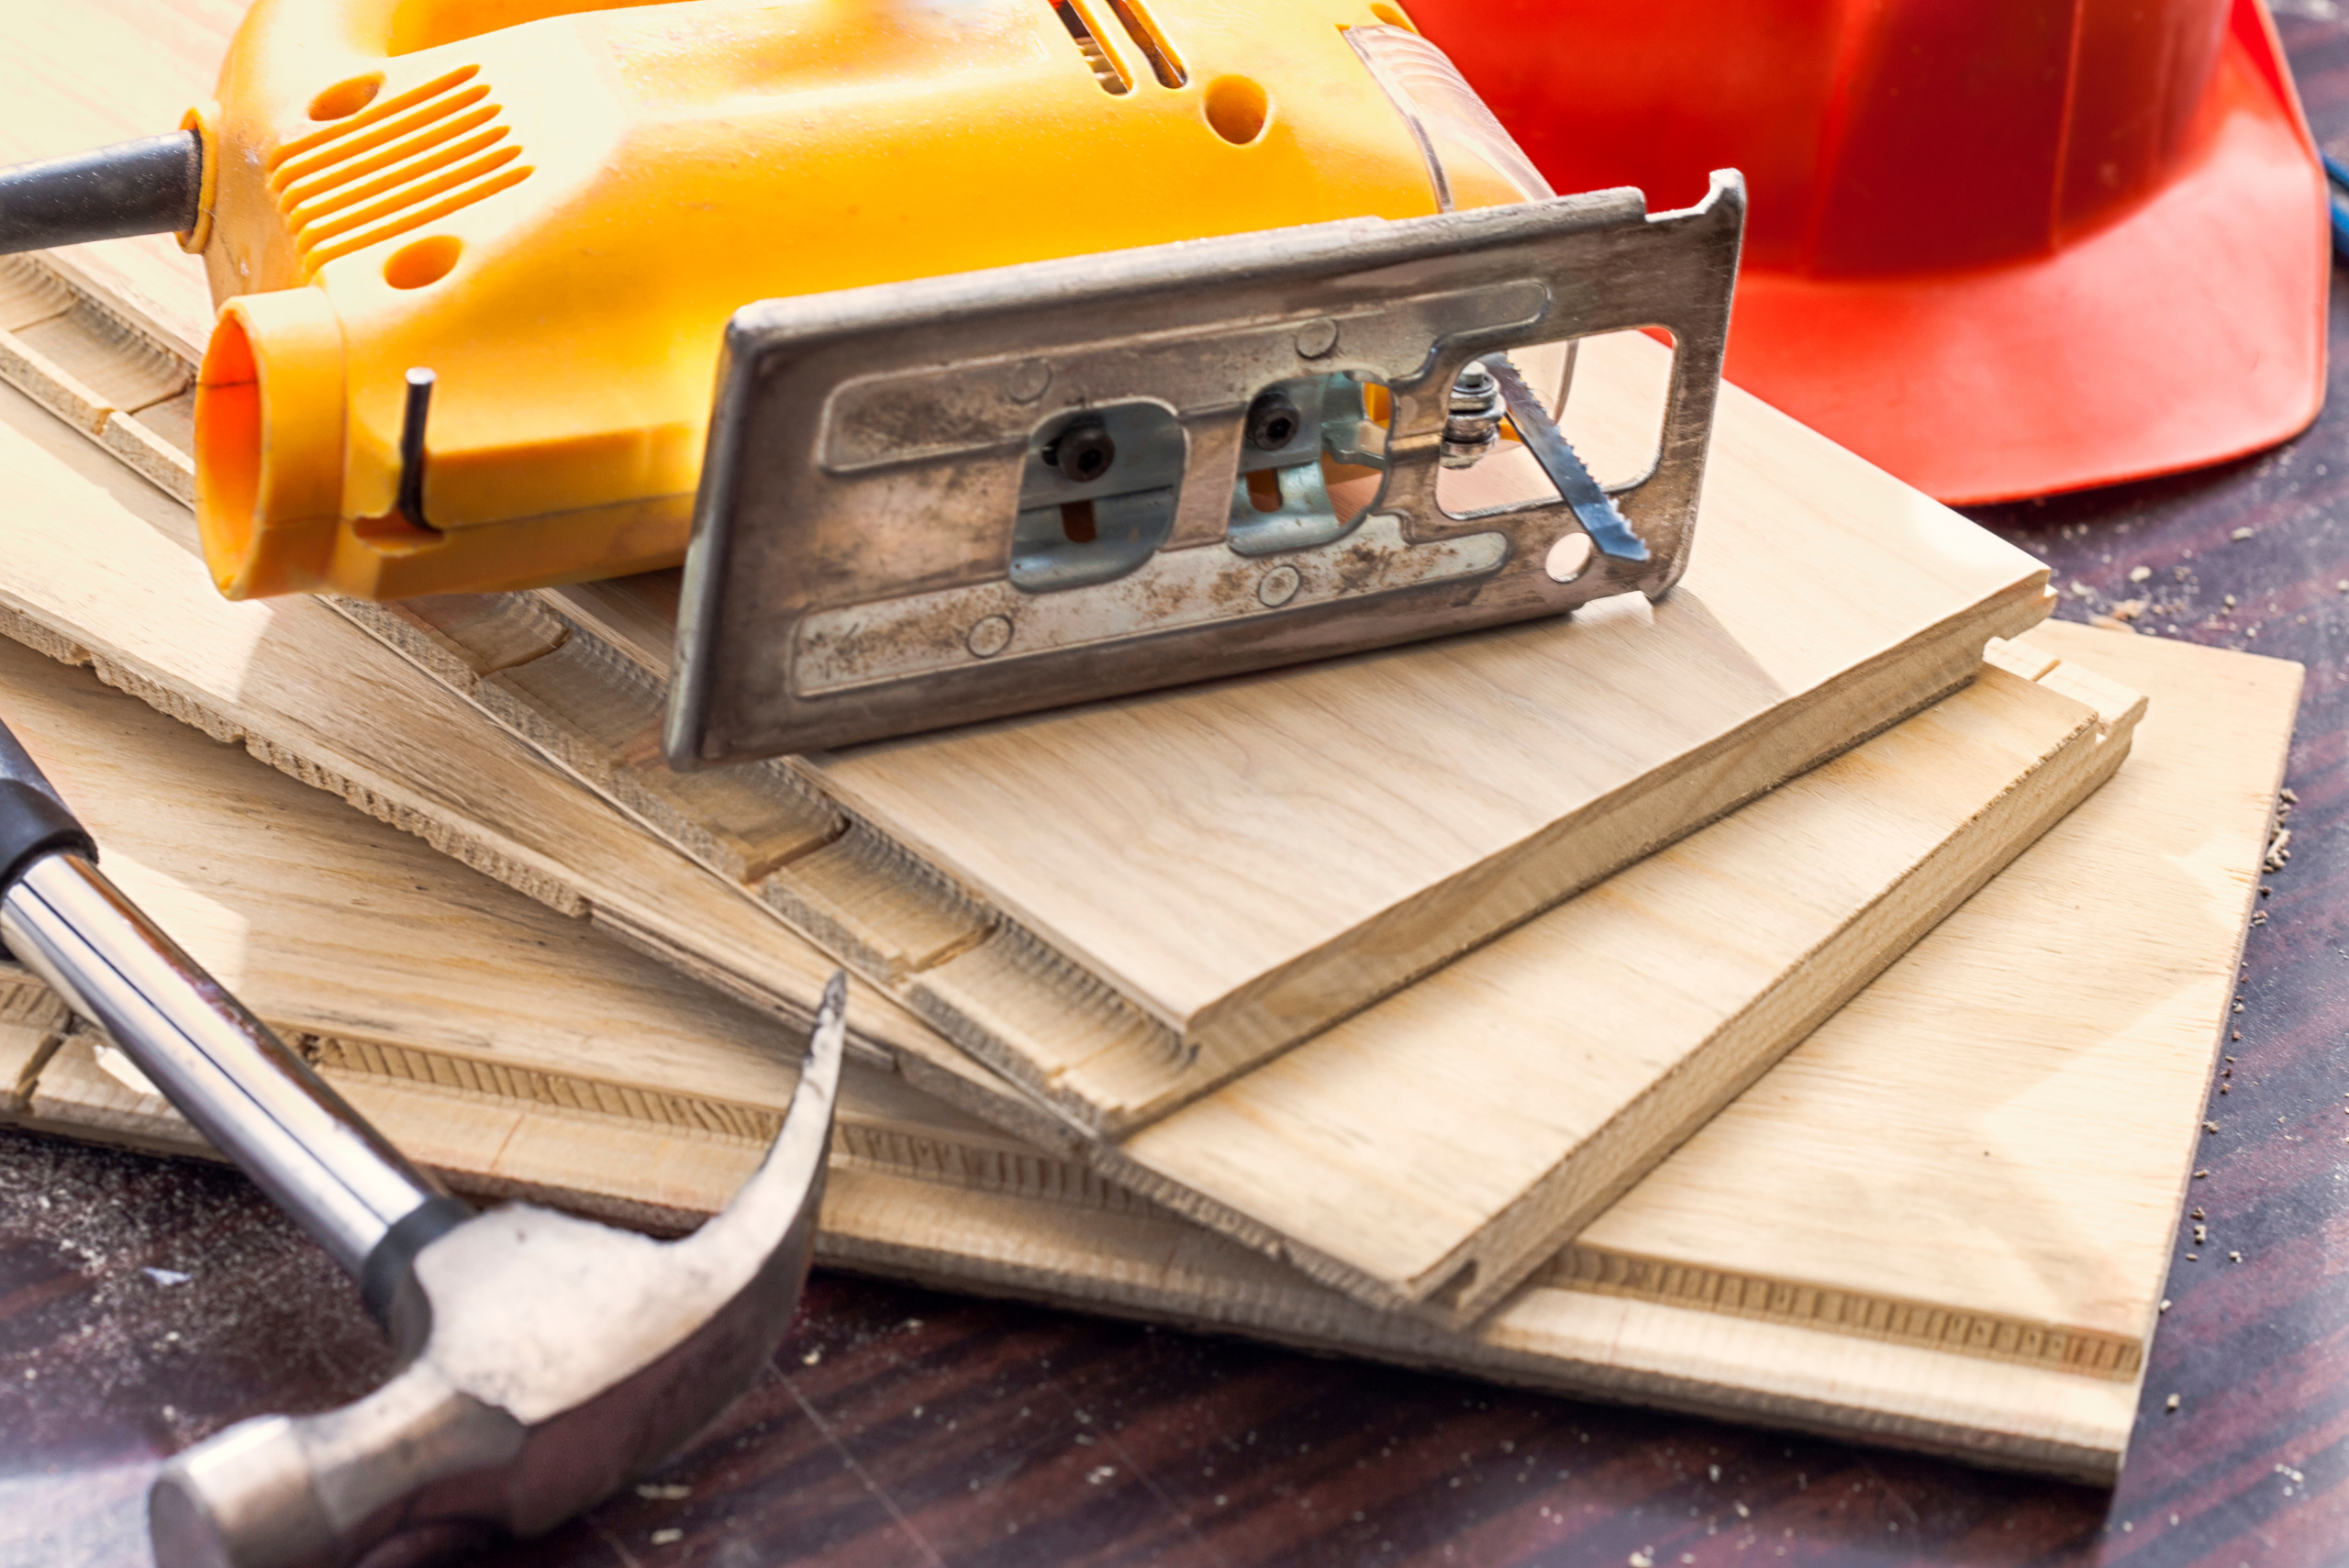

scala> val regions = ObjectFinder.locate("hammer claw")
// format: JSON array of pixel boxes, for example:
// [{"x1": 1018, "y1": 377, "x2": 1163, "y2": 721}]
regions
[{"x1": 147, "y1": 973, "x2": 851, "y2": 1568}]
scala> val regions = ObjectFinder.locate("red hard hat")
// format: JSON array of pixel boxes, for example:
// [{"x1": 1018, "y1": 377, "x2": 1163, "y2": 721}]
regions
[{"x1": 1407, "y1": 0, "x2": 2329, "y2": 504}]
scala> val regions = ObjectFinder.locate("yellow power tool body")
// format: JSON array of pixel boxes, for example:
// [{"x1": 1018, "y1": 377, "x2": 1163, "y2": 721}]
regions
[
  {"x1": 175, "y1": 0, "x2": 1514, "y2": 600},
  {"x1": 0, "y1": 4, "x2": 1745, "y2": 751}
]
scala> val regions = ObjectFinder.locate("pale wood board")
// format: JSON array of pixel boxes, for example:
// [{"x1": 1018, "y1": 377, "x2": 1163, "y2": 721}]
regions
[
  {"x1": 0, "y1": 628, "x2": 1083, "y2": 1225},
  {"x1": 1554, "y1": 620, "x2": 2290, "y2": 1362},
  {"x1": 0, "y1": 622, "x2": 2292, "y2": 1481},
  {"x1": 0, "y1": 629, "x2": 810, "y2": 1123},
  {"x1": 0, "y1": 0, "x2": 2057, "y2": 1134},
  {"x1": 0, "y1": 319, "x2": 2123, "y2": 1321}
]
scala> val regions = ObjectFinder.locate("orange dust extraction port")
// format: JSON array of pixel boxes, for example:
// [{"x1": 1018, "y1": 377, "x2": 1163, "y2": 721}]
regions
[{"x1": 182, "y1": 0, "x2": 1529, "y2": 601}]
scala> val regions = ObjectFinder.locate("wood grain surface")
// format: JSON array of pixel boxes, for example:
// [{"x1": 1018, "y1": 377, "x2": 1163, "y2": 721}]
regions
[
  {"x1": 6, "y1": 6, "x2": 2349, "y2": 1568},
  {"x1": 1111, "y1": 652, "x2": 2140, "y2": 1321}
]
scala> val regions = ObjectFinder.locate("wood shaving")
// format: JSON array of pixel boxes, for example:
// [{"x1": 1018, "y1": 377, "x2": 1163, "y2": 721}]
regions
[{"x1": 2265, "y1": 828, "x2": 2292, "y2": 872}]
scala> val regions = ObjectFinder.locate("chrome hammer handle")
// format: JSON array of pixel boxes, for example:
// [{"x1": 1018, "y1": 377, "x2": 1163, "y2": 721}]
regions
[{"x1": 0, "y1": 719, "x2": 470, "y2": 1319}]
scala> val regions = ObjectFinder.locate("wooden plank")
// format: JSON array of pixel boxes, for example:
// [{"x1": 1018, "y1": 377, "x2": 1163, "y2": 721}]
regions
[
  {"x1": 0, "y1": 634, "x2": 1072, "y2": 1224},
  {"x1": 366, "y1": 367, "x2": 2063, "y2": 1138},
  {"x1": 1, "y1": 624, "x2": 2289, "y2": 1481},
  {"x1": 0, "y1": 631, "x2": 811, "y2": 1113}
]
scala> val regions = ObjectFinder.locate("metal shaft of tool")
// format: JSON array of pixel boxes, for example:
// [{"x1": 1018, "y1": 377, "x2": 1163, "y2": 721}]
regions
[{"x1": 0, "y1": 852, "x2": 456, "y2": 1283}]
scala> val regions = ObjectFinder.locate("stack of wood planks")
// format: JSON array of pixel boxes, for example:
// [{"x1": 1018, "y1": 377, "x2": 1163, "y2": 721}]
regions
[{"x1": 0, "y1": 1, "x2": 2301, "y2": 1485}]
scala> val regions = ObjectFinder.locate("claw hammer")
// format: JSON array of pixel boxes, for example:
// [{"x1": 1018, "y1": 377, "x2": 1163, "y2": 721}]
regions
[{"x1": 0, "y1": 714, "x2": 845, "y2": 1568}]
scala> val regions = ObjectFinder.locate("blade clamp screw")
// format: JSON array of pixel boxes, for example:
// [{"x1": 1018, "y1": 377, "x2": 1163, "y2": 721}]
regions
[
  {"x1": 1049, "y1": 420, "x2": 1116, "y2": 484},
  {"x1": 1245, "y1": 392, "x2": 1302, "y2": 451}
]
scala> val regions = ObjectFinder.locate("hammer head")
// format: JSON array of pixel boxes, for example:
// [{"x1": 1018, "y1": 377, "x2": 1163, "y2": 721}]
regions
[{"x1": 147, "y1": 975, "x2": 850, "y2": 1568}]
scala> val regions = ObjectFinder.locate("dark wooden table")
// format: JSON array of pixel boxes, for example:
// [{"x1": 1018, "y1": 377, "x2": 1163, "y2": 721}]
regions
[{"x1": 16, "y1": 25, "x2": 2349, "y2": 1568}]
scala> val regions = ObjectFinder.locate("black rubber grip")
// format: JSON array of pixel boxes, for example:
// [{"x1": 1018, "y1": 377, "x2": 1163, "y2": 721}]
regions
[
  {"x1": 0, "y1": 130, "x2": 202, "y2": 255},
  {"x1": 359, "y1": 1195, "x2": 475, "y2": 1326},
  {"x1": 0, "y1": 780, "x2": 93, "y2": 895},
  {"x1": 0, "y1": 718, "x2": 91, "y2": 895}
]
